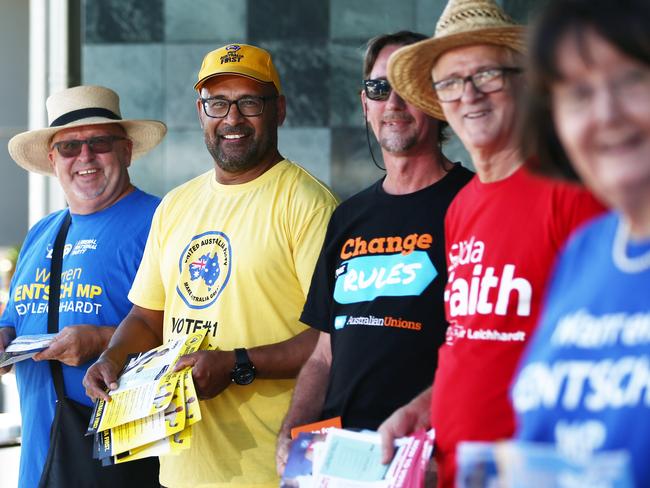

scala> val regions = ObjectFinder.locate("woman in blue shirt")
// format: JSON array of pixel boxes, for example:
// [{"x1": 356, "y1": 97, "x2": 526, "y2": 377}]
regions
[{"x1": 512, "y1": 0, "x2": 650, "y2": 485}]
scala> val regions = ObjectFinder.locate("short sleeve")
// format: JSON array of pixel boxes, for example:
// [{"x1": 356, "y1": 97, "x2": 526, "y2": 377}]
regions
[
  {"x1": 292, "y1": 204, "x2": 337, "y2": 297},
  {"x1": 128, "y1": 202, "x2": 166, "y2": 310},
  {"x1": 551, "y1": 184, "x2": 606, "y2": 251},
  {"x1": 299, "y1": 213, "x2": 340, "y2": 332}
]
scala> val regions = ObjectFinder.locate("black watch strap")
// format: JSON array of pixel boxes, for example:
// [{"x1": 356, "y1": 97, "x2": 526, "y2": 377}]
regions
[
  {"x1": 231, "y1": 348, "x2": 256, "y2": 385},
  {"x1": 234, "y1": 347, "x2": 251, "y2": 366}
]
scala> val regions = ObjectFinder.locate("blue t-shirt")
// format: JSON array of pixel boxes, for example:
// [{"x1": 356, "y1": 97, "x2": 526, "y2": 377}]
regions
[
  {"x1": 512, "y1": 212, "x2": 650, "y2": 486},
  {"x1": 0, "y1": 189, "x2": 159, "y2": 488}
]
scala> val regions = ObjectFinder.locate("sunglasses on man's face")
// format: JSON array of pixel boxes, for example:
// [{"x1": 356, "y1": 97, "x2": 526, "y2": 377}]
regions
[
  {"x1": 51, "y1": 135, "x2": 127, "y2": 158},
  {"x1": 363, "y1": 78, "x2": 392, "y2": 101}
]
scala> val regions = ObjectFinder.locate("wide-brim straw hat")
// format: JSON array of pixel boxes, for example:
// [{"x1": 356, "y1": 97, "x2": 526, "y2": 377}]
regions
[
  {"x1": 8, "y1": 85, "x2": 167, "y2": 175},
  {"x1": 387, "y1": 0, "x2": 526, "y2": 120}
]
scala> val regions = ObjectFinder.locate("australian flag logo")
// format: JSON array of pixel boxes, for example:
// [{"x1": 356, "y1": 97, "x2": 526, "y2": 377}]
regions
[{"x1": 189, "y1": 253, "x2": 220, "y2": 287}]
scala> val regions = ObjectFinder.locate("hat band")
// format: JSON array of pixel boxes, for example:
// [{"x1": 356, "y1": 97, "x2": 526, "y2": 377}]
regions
[{"x1": 50, "y1": 107, "x2": 121, "y2": 127}]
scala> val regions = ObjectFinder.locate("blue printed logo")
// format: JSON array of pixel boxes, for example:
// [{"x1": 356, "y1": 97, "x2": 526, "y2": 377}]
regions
[
  {"x1": 333, "y1": 251, "x2": 437, "y2": 304},
  {"x1": 176, "y1": 231, "x2": 232, "y2": 309},
  {"x1": 334, "y1": 316, "x2": 348, "y2": 330}
]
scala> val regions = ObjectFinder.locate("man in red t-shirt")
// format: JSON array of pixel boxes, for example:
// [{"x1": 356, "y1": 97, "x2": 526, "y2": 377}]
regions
[{"x1": 378, "y1": 0, "x2": 605, "y2": 485}]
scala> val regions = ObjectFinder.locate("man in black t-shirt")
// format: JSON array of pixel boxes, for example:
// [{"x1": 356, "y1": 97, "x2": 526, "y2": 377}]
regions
[{"x1": 276, "y1": 31, "x2": 474, "y2": 474}]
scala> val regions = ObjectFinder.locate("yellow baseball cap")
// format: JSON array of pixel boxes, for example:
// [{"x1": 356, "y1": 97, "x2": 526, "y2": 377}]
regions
[{"x1": 194, "y1": 43, "x2": 283, "y2": 94}]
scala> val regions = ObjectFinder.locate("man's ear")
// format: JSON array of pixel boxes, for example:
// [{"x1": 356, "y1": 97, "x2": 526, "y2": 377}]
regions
[
  {"x1": 360, "y1": 90, "x2": 368, "y2": 118},
  {"x1": 196, "y1": 98, "x2": 205, "y2": 129},
  {"x1": 276, "y1": 95, "x2": 287, "y2": 126},
  {"x1": 47, "y1": 150, "x2": 58, "y2": 175},
  {"x1": 122, "y1": 138, "x2": 133, "y2": 168}
]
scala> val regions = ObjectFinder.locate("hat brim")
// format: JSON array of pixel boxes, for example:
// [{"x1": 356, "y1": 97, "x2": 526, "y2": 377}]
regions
[
  {"x1": 8, "y1": 118, "x2": 167, "y2": 175},
  {"x1": 194, "y1": 68, "x2": 281, "y2": 94},
  {"x1": 387, "y1": 26, "x2": 526, "y2": 120}
]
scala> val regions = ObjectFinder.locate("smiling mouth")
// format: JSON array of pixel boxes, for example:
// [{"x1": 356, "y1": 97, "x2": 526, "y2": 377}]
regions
[
  {"x1": 465, "y1": 110, "x2": 490, "y2": 119},
  {"x1": 599, "y1": 133, "x2": 642, "y2": 154},
  {"x1": 222, "y1": 134, "x2": 247, "y2": 140},
  {"x1": 77, "y1": 168, "x2": 99, "y2": 176}
]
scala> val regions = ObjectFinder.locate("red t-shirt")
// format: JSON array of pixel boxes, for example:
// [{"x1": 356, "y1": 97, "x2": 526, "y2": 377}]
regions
[{"x1": 431, "y1": 167, "x2": 605, "y2": 487}]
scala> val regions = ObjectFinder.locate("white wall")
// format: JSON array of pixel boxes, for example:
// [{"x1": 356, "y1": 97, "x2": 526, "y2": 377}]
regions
[{"x1": 0, "y1": 0, "x2": 30, "y2": 247}]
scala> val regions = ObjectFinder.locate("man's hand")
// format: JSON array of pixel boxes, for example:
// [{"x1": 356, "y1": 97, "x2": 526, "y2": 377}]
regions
[
  {"x1": 82, "y1": 305, "x2": 165, "y2": 403},
  {"x1": 378, "y1": 387, "x2": 432, "y2": 464},
  {"x1": 276, "y1": 433, "x2": 292, "y2": 476},
  {"x1": 33, "y1": 325, "x2": 115, "y2": 367},
  {"x1": 0, "y1": 326, "x2": 16, "y2": 375},
  {"x1": 174, "y1": 350, "x2": 236, "y2": 400},
  {"x1": 83, "y1": 355, "x2": 123, "y2": 402}
]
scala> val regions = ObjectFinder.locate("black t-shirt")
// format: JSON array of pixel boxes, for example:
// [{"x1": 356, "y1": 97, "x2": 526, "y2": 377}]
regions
[{"x1": 301, "y1": 163, "x2": 474, "y2": 429}]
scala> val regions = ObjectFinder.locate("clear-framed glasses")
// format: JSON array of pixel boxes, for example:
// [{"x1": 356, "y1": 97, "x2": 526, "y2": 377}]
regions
[
  {"x1": 200, "y1": 95, "x2": 277, "y2": 118},
  {"x1": 51, "y1": 135, "x2": 126, "y2": 158},
  {"x1": 433, "y1": 67, "x2": 523, "y2": 102},
  {"x1": 363, "y1": 78, "x2": 392, "y2": 101},
  {"x1": 553, "y1": 66, "x2": 650, "y2": 114}
]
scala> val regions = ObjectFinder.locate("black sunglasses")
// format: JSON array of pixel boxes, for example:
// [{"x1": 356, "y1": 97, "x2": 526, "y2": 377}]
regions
[{"x1": 363, "y1": 78, "x2": 392, "y2": 101}]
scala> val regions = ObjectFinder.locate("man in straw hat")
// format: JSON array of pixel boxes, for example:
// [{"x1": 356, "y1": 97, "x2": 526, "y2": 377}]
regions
[
  {"x1": 275, "y1": 30, "x2": 473, "y2": 475},
  {"x1": 0, "y1": 85, "x2": 165, "y2": 487},
  {"x1": 84, "y1": 43, "x2": 337, "y2": 487},
  {"x1": 377, "y1": 0, "x2": 605, "y2": 485}
]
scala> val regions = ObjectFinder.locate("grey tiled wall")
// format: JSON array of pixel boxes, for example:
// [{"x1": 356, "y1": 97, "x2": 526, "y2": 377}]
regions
[{"x1": 82, "y1": 0, "x2": 537, "y2": 199}]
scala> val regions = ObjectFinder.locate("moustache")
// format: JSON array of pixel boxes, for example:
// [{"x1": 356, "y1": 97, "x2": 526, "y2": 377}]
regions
[
  {"x1": 382, "y1": 112, "x2": 414, "y2": 124},
  {"x1": 217, "y1": 125, "x2": 254, "y2": 138}
]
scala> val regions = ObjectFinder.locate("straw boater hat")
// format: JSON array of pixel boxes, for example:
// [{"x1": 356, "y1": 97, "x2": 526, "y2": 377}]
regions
[
  {"x1": 387, "y1": 0, "x2": 526, "y2": 120},
  {"x1": 8, "y1": 85, "x2": 167, "y2": 175}
]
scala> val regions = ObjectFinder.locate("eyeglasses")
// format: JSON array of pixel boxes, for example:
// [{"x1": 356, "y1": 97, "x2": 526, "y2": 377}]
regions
[
  {"x1": 433, "y1": 67, "x2": 523, "y2": 102},
  {"x1": 200, "y1": 96, "x2": 277, "y2": 118},
  {"x1": 363, "y1": 78, "x2": 392, "y2": 101},
  {"x1": 553, "y1": 66, "x2": 650, "y2": 114},
  {"x1": 51, "y1": 135, "x2": 127, "y2": 158}
]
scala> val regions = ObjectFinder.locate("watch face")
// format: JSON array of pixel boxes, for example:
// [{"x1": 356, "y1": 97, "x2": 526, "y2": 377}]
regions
[{"x1": 232, "y1": 366, "x2": 255, "y2": 385}]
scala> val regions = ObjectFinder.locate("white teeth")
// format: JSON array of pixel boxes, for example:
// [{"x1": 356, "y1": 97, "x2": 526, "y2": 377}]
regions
[
  {"x1": 223, "y1": 134, "x2": 245, "y2": 140},
  {"x1": 78, "y1": 169, "x2": 98, "y2": 176},
  {"x1": 466, "y1": 111, "x2": 488, "y2": 119}
]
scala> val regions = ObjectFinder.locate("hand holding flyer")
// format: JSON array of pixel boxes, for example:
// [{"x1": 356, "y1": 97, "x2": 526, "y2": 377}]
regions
[
  {"x1": 88, "y1": 329, "x2": 210, "y2": 465},
  {"x1": 281, "y1": 427, "x2": 435, "y2": 487},
  {"x1": 0, "y1": 333, "x2": 56, "y2": 368}
]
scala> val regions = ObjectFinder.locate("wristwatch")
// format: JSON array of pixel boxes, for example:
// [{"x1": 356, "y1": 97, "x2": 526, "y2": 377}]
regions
[{"x1": 230, "y1": 348, "x2": 256, "y2": 385}]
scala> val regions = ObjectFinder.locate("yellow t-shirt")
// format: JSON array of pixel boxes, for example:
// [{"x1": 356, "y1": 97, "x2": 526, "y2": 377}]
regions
[{"x1": 129, "y1": 160, "x2": 337, "y2": 487}]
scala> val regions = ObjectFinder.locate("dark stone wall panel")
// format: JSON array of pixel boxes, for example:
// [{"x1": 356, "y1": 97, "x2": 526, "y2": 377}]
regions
[
  {"x1": 85, "y1": 0, "x2": 163, "y2": 43},
  {"x1": 329, "y1": 41, "x2": 366, "y2": 128},
  {"x1": 248, "y1": 0, "x2": 329, "y2": 42},
  {"x1": 331, "y1": 127, "x2": 384, "y2": 199},
  {"x1": 261, "y1": 41, "x2": 329, "y2": 127}
]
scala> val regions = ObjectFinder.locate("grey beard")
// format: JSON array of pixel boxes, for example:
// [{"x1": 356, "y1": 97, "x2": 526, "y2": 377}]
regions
[
  {"x1": 379, "y1": 133, "x2": 418, "y2": 153},
  {"x1": 205, "y1": 136, "x2": 260, "y2": 173}
]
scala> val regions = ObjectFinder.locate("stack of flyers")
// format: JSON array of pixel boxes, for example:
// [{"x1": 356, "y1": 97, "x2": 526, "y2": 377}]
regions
[
  {"x1": 86, "y1": 329, "x2": 207, "y2": 465},
  {"x1": 281, "y1": 427, "x2": 435, "y2": 488},
  {"x1": 495, "y1": 440, "x2": 634, "y2": 488},
  {"x1": 457, "y1": 440, "x2": 634, "y2": 488},
  {"x1": 0, "y1": 333, "x2": 57, "y2": 368},
  {"x1": 455, "y1": 441, "x2": 499, "y2": 488}
]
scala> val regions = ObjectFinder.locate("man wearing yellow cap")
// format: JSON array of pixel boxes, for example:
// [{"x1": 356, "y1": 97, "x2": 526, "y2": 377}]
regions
[{"x1": 84, "y1": 43, "x2": 338, "y2": 487}]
